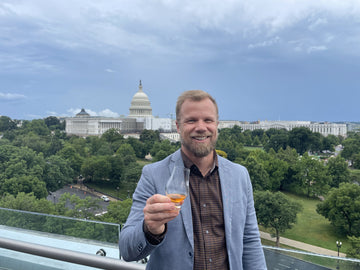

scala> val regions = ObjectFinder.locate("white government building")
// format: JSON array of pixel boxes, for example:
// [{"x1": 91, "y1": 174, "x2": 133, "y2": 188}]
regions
[
  {"x1": 65, "y1": 81, "x2": 174, "y2": 137},
  {"x1": 65, "y1": 82, "x2": 347, "y2": 140}
]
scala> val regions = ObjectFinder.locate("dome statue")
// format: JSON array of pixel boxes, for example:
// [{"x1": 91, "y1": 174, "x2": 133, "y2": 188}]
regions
[{"x1": 128, "y1": 80, "x2": 153, "y2": 118}]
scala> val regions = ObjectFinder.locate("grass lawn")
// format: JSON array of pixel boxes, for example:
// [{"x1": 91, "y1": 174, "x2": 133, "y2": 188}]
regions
[{"x1": 261, "y1": 192, "x2": 349, "y2": 252}]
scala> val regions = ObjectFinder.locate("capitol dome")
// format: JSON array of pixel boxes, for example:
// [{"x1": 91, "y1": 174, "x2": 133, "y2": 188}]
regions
[
  {"x1": 129, "y1": 81, "x2": 153, "y2": 118},
  {"x1": 76, "y1": 108, "x2": 90, "y2": 117}
]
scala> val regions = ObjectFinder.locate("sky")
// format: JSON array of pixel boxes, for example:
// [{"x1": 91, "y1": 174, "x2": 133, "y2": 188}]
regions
[{"x1": 0, "y1": 0, "x2": 359, "y2": 122}]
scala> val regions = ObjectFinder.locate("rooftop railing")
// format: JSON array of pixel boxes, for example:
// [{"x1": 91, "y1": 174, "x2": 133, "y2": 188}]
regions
[
  {"x1": 0, "y1": 236, "x2": 145, "y2": 270},
  {"x1": 0, "y1": 207, "x2": 360, "y2": 270}
]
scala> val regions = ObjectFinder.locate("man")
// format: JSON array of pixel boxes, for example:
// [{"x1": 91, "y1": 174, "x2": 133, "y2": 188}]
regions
[{"x1": 119, "y1": 90, "x2": 267, "y2": 269}]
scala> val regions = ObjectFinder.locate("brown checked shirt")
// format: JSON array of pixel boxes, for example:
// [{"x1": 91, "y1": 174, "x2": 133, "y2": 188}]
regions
[{"x1": 182, "y1": 151, "x2": 229, "y2": 270}]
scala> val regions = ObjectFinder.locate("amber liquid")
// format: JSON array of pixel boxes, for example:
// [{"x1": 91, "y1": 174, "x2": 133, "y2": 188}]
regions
[{"x1": 166, "y1": 193, "x2": 187, "y2": 208}]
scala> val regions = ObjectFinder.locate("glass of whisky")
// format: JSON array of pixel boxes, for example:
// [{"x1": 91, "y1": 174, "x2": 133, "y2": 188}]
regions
[{"x1": 165, "y1": 166, "x2": 190, "y2": 209}]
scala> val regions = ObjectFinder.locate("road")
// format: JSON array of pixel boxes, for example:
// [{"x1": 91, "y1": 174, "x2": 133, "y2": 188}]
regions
[{"x1": 46, "y1": 185, "x2": 111, "y2": 215}]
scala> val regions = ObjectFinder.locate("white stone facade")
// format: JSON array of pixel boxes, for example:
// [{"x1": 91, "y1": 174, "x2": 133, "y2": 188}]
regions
[
  {"x1": 65, "y1": 115, "x2": 140, "y2": 136},
  {"x1": 65, "y1": 82, "x2": 348, "y2": 138},
  {"x1": 219, "y1": 120, "x2": 347, "y2": 137}
]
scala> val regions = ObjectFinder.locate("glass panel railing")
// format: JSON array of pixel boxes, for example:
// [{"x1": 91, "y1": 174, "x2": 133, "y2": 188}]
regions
[
  {"x1": 1, "y1": 207, "x2": 360, "y2": 270},
  {"x1": 264, "y1": 246, "x2": 360, "y2": 270},
  {"x1": 0, "y1": 236, "x2": 145, "y2": 270},
  {"x1": 0, "y1": 207, "x2": 120, "y2": 244},
  {"x1": 0, "y1": 207, "x2": 120, "y2": 259}
]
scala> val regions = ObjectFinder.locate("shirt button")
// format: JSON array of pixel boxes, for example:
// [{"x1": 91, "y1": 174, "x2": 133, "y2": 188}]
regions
[
  {"x1": 205, "y1": 230, "x2": 209, "y2": 234},
  {"x1": 203, "y1": 203, "x2": 206, "y2": 207},
  {"x1": 209, "y1": 258, "x2": 212, "y2": 263}
]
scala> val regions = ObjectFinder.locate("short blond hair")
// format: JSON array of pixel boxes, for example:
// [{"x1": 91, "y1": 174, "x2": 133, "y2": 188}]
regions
[{"x1": 176, "y1": 90, "x2": 219, "y2": 123}]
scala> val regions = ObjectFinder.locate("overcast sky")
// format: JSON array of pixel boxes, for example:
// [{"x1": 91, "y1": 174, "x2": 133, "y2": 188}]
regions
[{"x1": 0, "y1": 0, "x2": 359, "y2": 122}]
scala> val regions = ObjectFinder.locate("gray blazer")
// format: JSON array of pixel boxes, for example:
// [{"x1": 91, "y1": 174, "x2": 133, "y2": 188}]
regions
[{"x1": 119, "y1": 149, "x2": 267, "y2": 269}]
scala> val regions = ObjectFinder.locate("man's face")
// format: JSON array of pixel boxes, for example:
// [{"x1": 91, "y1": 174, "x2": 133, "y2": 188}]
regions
[{"x1": 176, "y1": 98, "x2": 218, "y2": 158}]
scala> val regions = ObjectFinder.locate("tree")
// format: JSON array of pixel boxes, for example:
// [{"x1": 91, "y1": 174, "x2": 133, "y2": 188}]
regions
[
  {"x1": 116, "y1": 143, "x2": 137, "y2": 165},
  {"x1": 326, "y1": 156, "x2": 350, "y2": 188},
  {"x1": 56, "y1": 193, "x2": 100, "y2": 219},
  {"x1": 101, "y1": 128, "x2": 124, "y2": 143},
  {"x1": 254, "y1": 191, "x2": 302, "y2": 246},
  {"x1": 0, "y1": 192, "x2": 55, "y2": 214},
  {"x1": 58, "y1": 144, "x2": 84, "y2": 175},
  {"x1": 341, "y1": 136, "x2": 360, "y2": 166},
  {"x1": 317, "y1": 183, "x2": 360, "y2": 236},
  {"x1": 99, "y1": 199, "x2": 133, "y2": 224},
  {"x1": 0, "y1": 116, "x2": 17, "y2": 132},
  {"x1": 346, "y1": 236, "x2": 360, "y2": 259},
  {"x1": 294, "y1": 153, "x2": 330, "y2": 197},
  {"x1": 1, "y1": 175, "x2": 48, "y2": 198},
  {"x1": 150, "y1": 140, "x2": 178, "y2": 161},
  {"x1": 12, "y1": 132, "x2": 49, "y2": 153},
  {"x1": 26, "y1": 119, "x2": 50, "y2": 136},
  {"x1": 108, "y1": 155, "x2": 125, "y2": 184},
  {"x1": 245, "y1": 150, "x2": 288, "y2": 191},
  {"x1": 289, "y1": 127, "x2": 313, "y2": 154},
  {"x1": 81, "y1": 156, "x2": 111, "y2": 182},
  {"x1": 243, "y1": 154, "x2": 270, "y2": 191},
  {"x1": 264, "y1": 132, "x2": 289, "y2": 152},
  {"x1": 43, "y1": 155, "x2": 74, "y2": 191},
  {"x1": 44, "y1": 116, "x2": 64, "y2": 130},
  {"x1": 322, "y1": 134, "x2": 339, "y2": 152},
  {"x1": 140, "y1": 129, "x2": 160, "y2": 143},
  {"x1": 122, "y1": 162, "x2": 142, "y2": 187},
  {"x1": 352, "y1": 153, "x2": 360, "y2": 169},
  {"x1": 215, "y1": 149, "x2": 227, "y2": 158}
]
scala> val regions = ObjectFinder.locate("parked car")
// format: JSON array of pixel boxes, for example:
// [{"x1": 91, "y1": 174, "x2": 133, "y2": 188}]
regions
[{"x1": 101, "y1": 195, "x2": 110, "y2": 202}]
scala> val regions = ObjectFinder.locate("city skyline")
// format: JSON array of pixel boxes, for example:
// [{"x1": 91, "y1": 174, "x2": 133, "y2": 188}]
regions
[{"x1": 0, "y1": 1, "x2": 359, "y2": 122}]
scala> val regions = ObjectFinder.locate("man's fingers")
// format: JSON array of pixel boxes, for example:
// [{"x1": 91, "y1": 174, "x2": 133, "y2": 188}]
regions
[{"x1": 147, "y1": 194, "x2": 171, "y2": 204}]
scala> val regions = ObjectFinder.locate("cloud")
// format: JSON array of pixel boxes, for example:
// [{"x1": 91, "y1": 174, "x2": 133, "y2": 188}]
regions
[
  {"x1": 0, "y1": 92, "x2": 26, "y2": 101},
  {"x1": 1, "y1": 0, "x2": 360, "y2": 64},
  {"x1": 105, "y1": 68, "x2": 115, "y2": 73},
  {"x1": 99, "y1": 109, "x2": 120, "y2": 117},
  {"x1": 66, "y1": 108, "x2": 120, "y2": 117},
  {"x1": 248, "y1": 36, "x2": 281, "y2": 49},
  {"x1": 307, "y1": 45, "x2": 327, "y2": 53},
  {"x1": 308, "y1": 18, "x2": 328, "y2": 31}
]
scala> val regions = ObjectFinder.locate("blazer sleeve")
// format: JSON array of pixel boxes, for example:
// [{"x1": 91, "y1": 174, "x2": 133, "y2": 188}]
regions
[
  {"x1": 242, "y1": 167, "x2": 267, "y2": 269},
  {"x1": 119, "y1": 164, "x2": 163, "y2": 261}
]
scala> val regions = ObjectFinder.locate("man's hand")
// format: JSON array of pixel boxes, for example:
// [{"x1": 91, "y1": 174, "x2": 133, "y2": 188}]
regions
[{"x1": 143, "y1": 194, "x2": 180, "y2": 235}]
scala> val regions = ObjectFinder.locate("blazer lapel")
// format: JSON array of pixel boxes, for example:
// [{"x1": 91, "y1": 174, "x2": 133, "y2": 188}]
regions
[
  {"x1": 218, "y1": 158, "x2": 233, "y2": 239},
  {"x1": 180, "y1": 195, "x2": 193, "y2": 249}
]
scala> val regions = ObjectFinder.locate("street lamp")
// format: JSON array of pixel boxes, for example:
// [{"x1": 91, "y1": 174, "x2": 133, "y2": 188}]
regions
[{"x1": 336, "y1": 240, "x2": 342, "y2": 257}]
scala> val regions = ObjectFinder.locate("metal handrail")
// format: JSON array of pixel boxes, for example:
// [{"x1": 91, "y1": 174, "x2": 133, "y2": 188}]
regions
[
  {"x1": 0, "y1": 236, "x2": 145, "y2": 270},
  {"x1": 263, "y1": 245, "x2": 360, "y2": 263}
]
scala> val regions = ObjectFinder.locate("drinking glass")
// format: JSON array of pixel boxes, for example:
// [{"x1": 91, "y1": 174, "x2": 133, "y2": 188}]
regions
[{"x1": 165, "y1": 166, "x2": 190, "y2": 209}]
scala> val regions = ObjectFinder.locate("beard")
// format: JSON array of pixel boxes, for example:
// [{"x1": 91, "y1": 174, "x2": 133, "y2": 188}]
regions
[{"x1": 180, "y1": 134, "x2": 217, "y2": 158}]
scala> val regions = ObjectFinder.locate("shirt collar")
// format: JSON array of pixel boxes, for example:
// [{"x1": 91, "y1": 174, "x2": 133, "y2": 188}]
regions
[{"x1": 181, "y1": 149, "x2": 218, "y2": 175}]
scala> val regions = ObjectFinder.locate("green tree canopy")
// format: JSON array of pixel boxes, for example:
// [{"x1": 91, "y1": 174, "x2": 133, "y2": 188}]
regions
[
  {"x1": 317, "y1": 183, "x2": 360, "y2": 236},
  {"x1": 0, "y1": 116, "x2": 17, "y2": 132},
  {"x1": 294, "y1": 153, "x2": 331, "y2": 197},
  {"x1": 346, "y1": 236, "x2": 360, "y2": 259},
  {"x1": 326, "y1": 156, "x2": 350, "y2": 188},
  {"x1": 289, "y1": 127, "x2": 313, "y2": 154},
  {"x1": 99, "y1": 198, "x2": 132, "y2": 224},
  {"x1": 254, "y1": 191, "x2": 303, "y2": 246}
]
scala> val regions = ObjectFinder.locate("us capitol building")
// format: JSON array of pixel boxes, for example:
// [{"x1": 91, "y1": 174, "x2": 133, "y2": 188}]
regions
[{"x1": 65, "y1": 82, "x2": 347, "y2": 140}]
